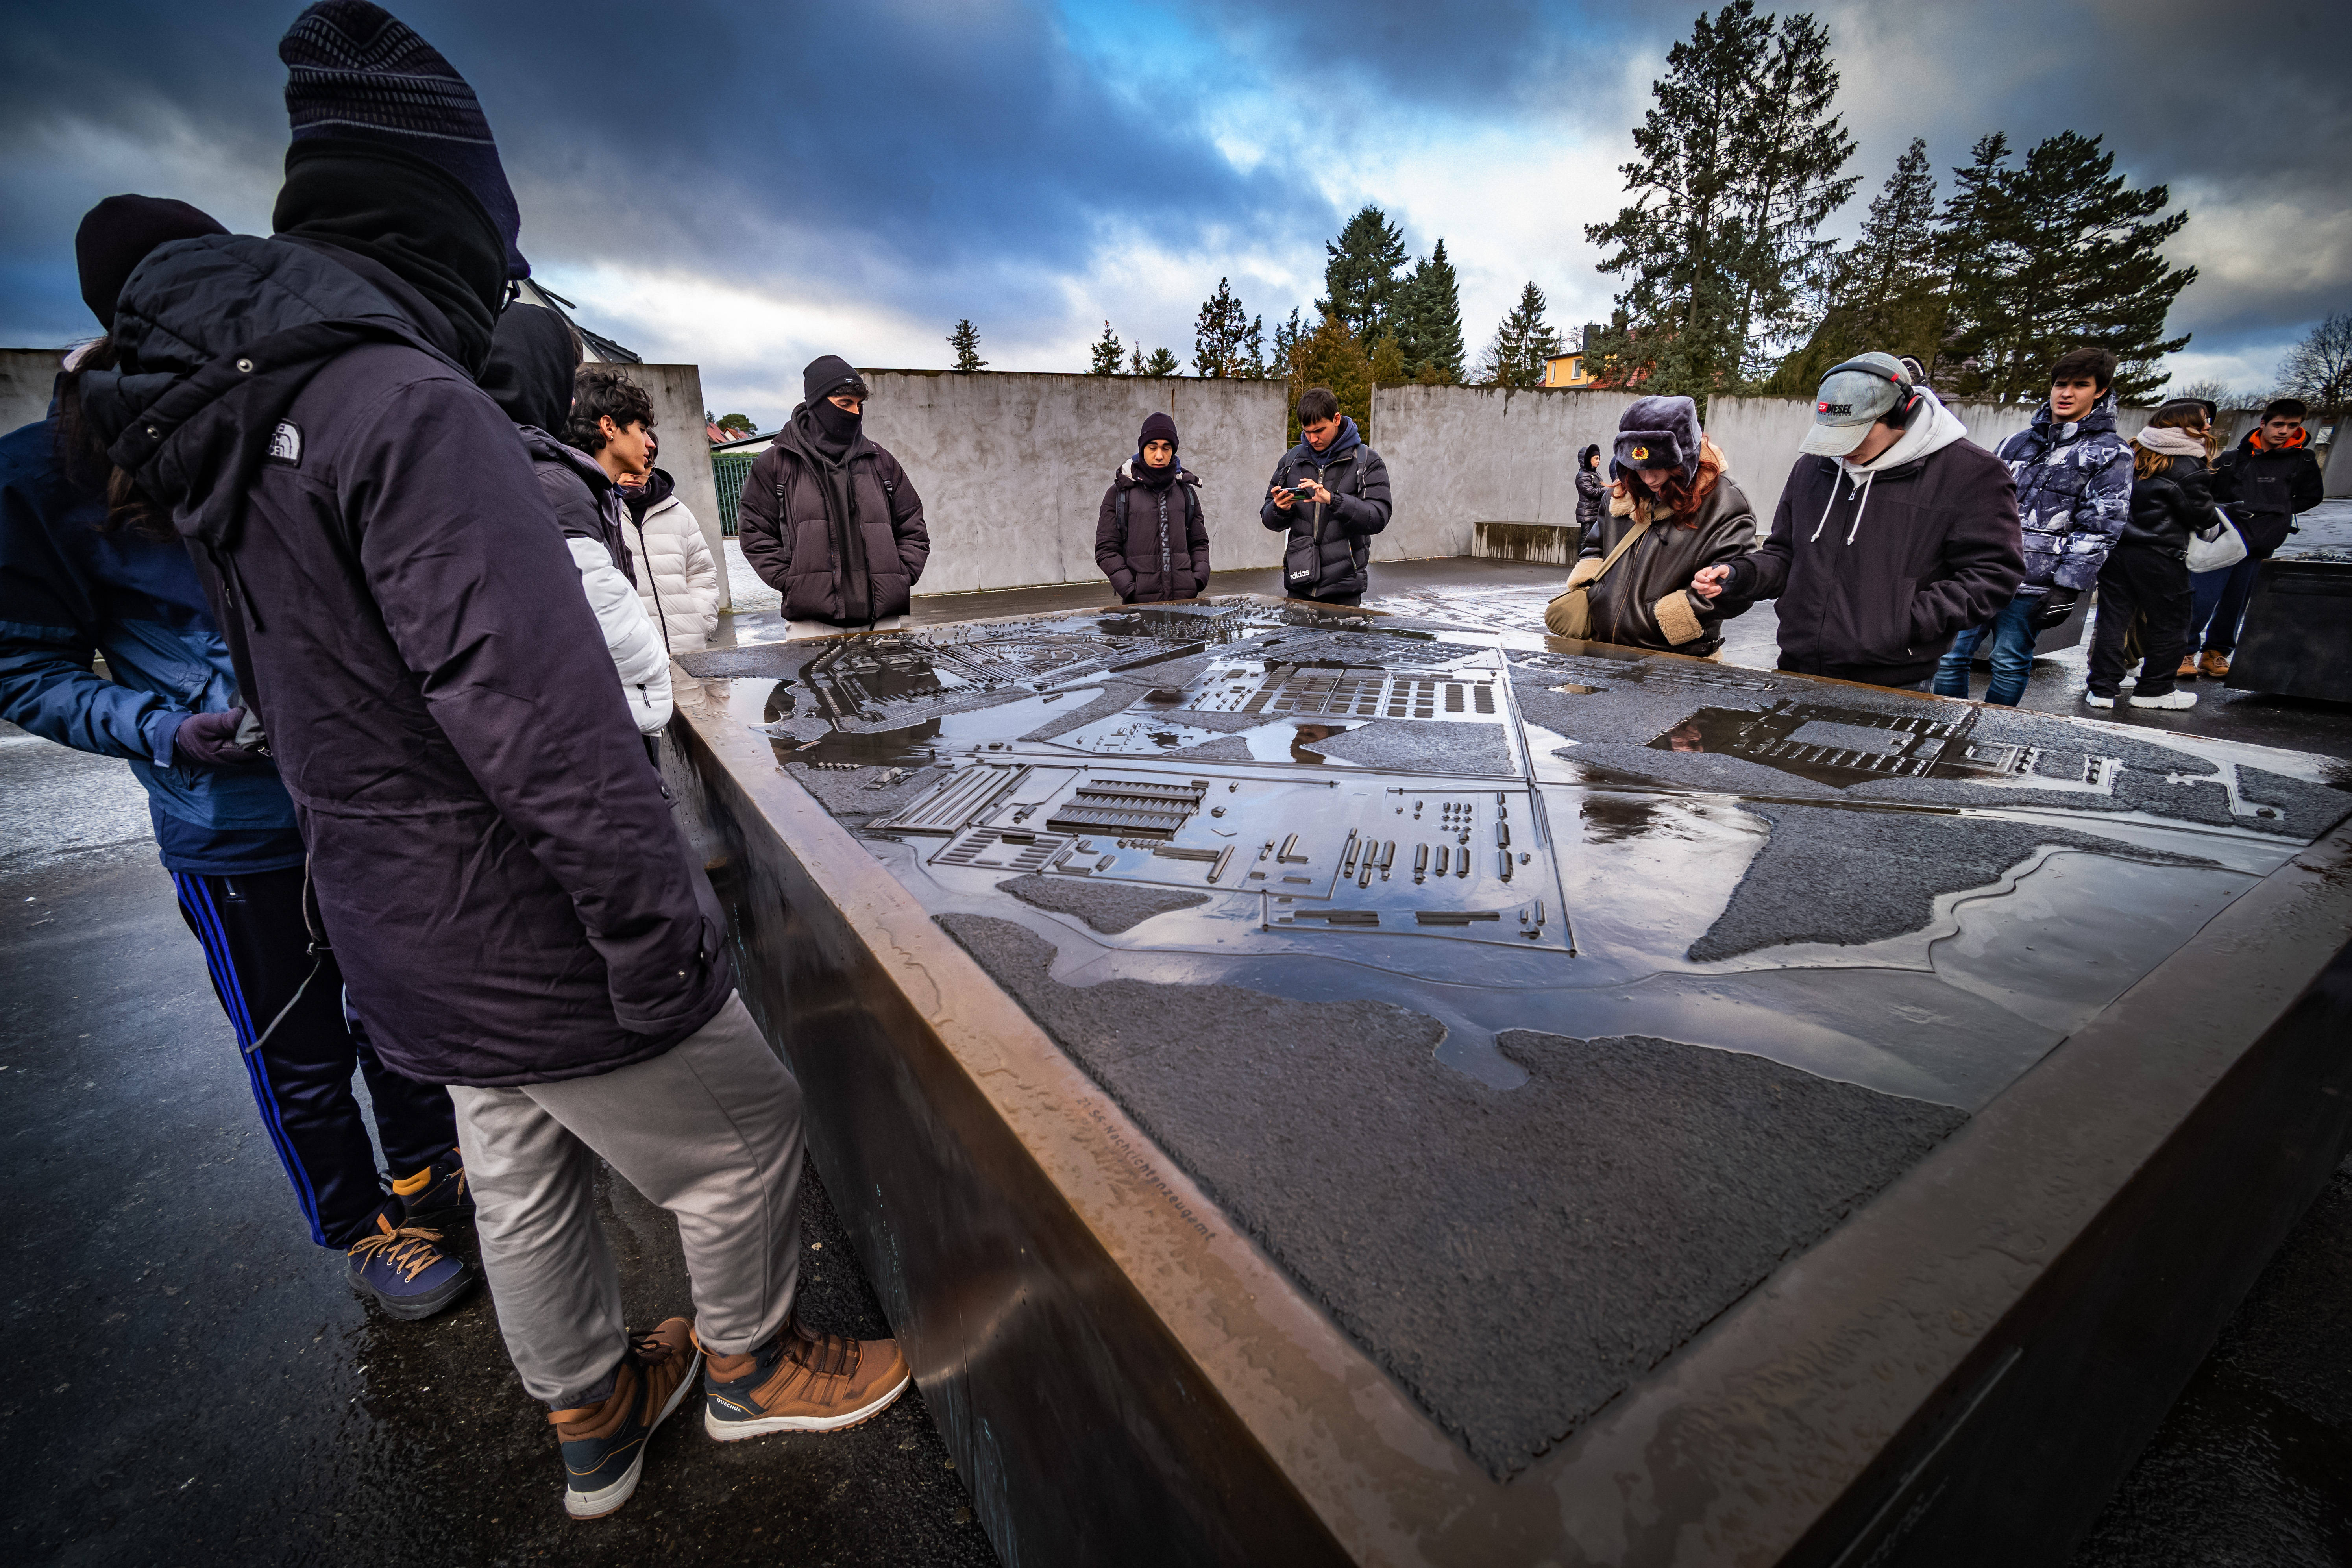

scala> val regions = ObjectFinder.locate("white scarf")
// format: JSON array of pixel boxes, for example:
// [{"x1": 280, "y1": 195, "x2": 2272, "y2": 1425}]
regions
[{"x1": 2135, "y1": 425, "x2": 2208, "y2": 459}]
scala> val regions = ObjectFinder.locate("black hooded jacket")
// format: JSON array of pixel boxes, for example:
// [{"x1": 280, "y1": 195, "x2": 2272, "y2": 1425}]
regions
[
  {"x1": 736, "y1": 401, "x2": 929, "y2": 624},
  {"x1": 2213, "y1": 429, "x2": 2323, "y2": 557},
  {"x1": 2122, "y1": 455, "x2": 2224, "y2": 558},
  {"x1": 1257, "y1": 417, "x2": 1392, "y2": 600},
  {"x1": 78, "y1": 230, "x2": 730, "y2": 1088}
]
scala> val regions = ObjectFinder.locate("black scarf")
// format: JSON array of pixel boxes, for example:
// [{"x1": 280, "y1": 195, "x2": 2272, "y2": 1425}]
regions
[
  {"x1": 623, "y1": 466, "x2": 674, "y2": 525},
  {"x1": 781, "y1": 399, "x2": 873, "y2": 621},
  {"x1": 479, "y1": 304, "x2": 577, "y2": 434},
  {"x1": 1133, "y1": 453, "x2": 1180, "y2": 490},
  {"x1": 272, "y1": 139, "x2": 506, "y2": 375}
]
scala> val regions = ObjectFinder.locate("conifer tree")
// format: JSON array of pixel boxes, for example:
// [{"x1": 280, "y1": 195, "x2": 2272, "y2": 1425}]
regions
[
  {"x1": 1317, "y1": 205, "x2": 1409, "y2": 339},
  {"x1": 1142, "y1": 347, "x2": 1181, "y2": 377},
  {"x1": 1585, "y1": 0, "x2": 1857, "y2": 395},
  {"x1": 1393, "y1": 239, "x2": 1466, "y2": 383},
  {"x1": 1193, "y1": 278, "x2": 1265, "y2": 378},
  {"x1": 1479, "y1": 283, "x2": 1563, "y2": 390},
  {"x1": 1128, "y1": 345, "x2": 1146, "y2": 376},
  {"x1": 947, "y1": 318, "x2": 987, "y2": 372},
  {"x1": 1088, "y1": 320, "x2": 1125, "y2": 376},
  {"x1": 1932, "y1": 130, "x2": 2193, "y2": 403},
  {"x1": 1288, "y1": 318, "x2": 1372, "y2": 441},
  {"x1": 1368, "y1": 331, "x2": 1407, "y2": 386},
  {"x1": 1770, "y1": 137, "x2": 1942, "y2": 392}
]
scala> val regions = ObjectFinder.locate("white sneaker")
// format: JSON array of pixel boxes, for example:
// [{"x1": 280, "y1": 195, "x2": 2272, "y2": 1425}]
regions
[
  {"x1": 2119, "y1": 674, "x2": 2137, "y2": 690},
  {"x1": 2085, "y1": 692, "x2": 2118, "y2": 709},
  {"x1": 2129, "y1": 689, "x2": 2197, "y2": 710}
]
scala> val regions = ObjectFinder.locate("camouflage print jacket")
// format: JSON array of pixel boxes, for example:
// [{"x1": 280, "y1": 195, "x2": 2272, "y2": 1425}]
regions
[{"x1": 1994, "y1": 394, "x2": 2132, "y2": 593}]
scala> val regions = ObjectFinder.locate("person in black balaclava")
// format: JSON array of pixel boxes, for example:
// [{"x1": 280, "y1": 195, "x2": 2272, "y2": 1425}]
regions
[
  {"x1": 1094, "y1": 410, "x2": 1210, "y2": 602},
  {"x1": 736, "y1": 354, "x2": 932, "y2": 637},
  {"x1": 78, "y1": 1, "x2": 910, "y2": 1520}
]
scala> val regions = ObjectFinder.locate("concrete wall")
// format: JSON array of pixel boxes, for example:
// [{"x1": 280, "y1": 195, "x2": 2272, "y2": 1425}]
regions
[
  {"x1": 1366, "y1": 384, "x2": 1639, "y2": 560},
  {"x1": 632, "y1": 363, "x2": 729, "y2": 609},
  {"x1": 2, "y1": 349, "x2": 65, "y2": 437},
  {"x1": 1707, "y1": 395, "x2": 2156, "y2": 523},
  {"x1": 858, "y1": 370, "x2": 1290, "y2": 595}
]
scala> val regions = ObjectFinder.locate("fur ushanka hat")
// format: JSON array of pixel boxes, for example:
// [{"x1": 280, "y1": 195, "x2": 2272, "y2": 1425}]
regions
[{"x1": 1611, "y1": 395, "x2": 1702, "y2": 483}]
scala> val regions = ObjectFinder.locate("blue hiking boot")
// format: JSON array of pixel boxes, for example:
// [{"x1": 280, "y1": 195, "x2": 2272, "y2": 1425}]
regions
[
  {"x1": 346, "y1": 1203, "x2": 477, "y2": 1321},
  {"x1": 551, "y1": 1318, "x2": 701, "y2": 1520},
  {"x1": 392, "y1": 1152, "x2": 472, "y2": 1225}
]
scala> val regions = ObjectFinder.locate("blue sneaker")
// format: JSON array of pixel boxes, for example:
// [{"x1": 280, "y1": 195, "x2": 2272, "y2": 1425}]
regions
[
  {"x1": 550, "y1": 1319, "x2": 700, "y2": 1520},
  {"x1": 391, "y1": 1152, "x2": 472, "y2": 1224},
  {"x1": 345, "y1": 1204, "x2": 477, "y2": 1321}
]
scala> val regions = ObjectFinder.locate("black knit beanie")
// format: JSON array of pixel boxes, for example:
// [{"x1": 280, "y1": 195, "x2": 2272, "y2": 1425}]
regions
[
  {"x1": 279, "y1": 0, "x2": 528, "y2": 279},
  {"x1": 1139, "y1": 411, "x2": 1179, "y2": 453},
  {"x1": 74, "y1": 196, "x2": 227, "y2": 331},
  {"x1": 803, "y1": 355, "x2": 868, "y2": 406}
]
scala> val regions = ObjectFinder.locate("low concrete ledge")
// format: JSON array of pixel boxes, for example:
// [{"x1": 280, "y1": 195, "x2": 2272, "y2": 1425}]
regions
[{"x1": 1472, "y1": 520, "x2": 1581, "y2": 564}]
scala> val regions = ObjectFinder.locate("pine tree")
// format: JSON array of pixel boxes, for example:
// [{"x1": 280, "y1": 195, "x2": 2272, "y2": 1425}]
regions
[
  {"x1": 1585, "y1": 0, "x2": 1857, "y2": 396},
  {"x1": 1128, "y1": 345, "x2": 1146, "y2": 376},
  {"x1": 1931, "y1": 130, "x2": 2193, "y2": 403},
  {"x1": 1088, "y1": 320, "x2": 1124, "y2": 376},
  {"x1": 1479, "y1": 282, "x2": 1563, "y2": 389},
  {"x1": 1769, "y1": 137, "x2": 1943, "y2": 392},
  {"x1": 1142, "y1": 347, "x2": 1181, "y2": 377},
  {"x1": 2281, "y1": 311, "x2": 2352, "y2": 419},
  {"x1": 1288, "y1": 318, "x2": 1372, "y2": 442},
  {"x1": 1393, "y1": 239, "x2": 1466, "y2": 383},
  {"x1": 1271, "y1": 307, "x2": 1307, "y2": 377},
  {"x1": 947, "y1": 319, "x2": 987, "y2": 372},
  {"x1": 1193, "y1": 278, "x2": 1264, "y2": 378},
  {"x1": 1317, "y1": 205, "x2": 1409, "y2": 339},
  {"x1": 1368, "y1": 331, "x2": 1407, "y2": 387}
]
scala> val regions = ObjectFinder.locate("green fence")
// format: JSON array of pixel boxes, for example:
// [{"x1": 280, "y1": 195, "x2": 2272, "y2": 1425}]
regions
[{"x1": 711, "y1": 450, "x2": 755, "y2": 537}]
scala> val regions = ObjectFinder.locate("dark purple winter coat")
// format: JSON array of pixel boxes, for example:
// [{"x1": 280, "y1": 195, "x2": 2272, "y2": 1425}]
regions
[
  {"x1": 1095, "y1": 459, "x2": 1209, "y2": 601},
  {"x1": 736, "y1": 409, "x2": 928, "y2": 625},
  {"x1": 81, "y1": 233, "x2": 732, "y2": 1087}
]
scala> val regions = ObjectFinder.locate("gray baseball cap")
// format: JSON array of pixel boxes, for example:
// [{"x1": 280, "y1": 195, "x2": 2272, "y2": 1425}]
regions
[{"x1": 1801, "y1": 351, "x2": 1913, "y2": 457}]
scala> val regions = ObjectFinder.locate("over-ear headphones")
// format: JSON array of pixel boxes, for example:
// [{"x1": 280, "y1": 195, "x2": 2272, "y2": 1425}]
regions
[{"x1": 1824, "y1": 358, "x2": 1923, "y2": 431}]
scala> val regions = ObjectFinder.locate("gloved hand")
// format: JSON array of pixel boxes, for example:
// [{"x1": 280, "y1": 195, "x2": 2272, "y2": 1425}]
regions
[
  {"x1": 2031, "y1": 589, "x2": 2082, "y2": 631},
  {"x1": 171, "y1": 708, "x2": 263, "y2": 768}
]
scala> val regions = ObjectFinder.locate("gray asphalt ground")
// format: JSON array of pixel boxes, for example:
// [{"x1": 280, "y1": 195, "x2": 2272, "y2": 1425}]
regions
[{"x1": 7, "y1": 520, "x2": 2349, "y2": 1565}]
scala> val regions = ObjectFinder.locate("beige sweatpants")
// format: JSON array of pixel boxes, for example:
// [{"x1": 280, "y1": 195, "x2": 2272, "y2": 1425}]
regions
[{"x1": 448, "y1": 993, "x2": 804, "y2": 1408}]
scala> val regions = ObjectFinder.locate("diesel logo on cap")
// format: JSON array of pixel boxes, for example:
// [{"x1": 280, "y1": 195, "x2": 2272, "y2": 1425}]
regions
[{"x1": 1818, "y1": 402, "x2": 1851, "y2": 414}]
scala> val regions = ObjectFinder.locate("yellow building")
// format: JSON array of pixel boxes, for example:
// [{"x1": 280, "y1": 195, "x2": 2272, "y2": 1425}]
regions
[{"x1": 1542, "y1": 351, "x2": 1592, "y2": 388}]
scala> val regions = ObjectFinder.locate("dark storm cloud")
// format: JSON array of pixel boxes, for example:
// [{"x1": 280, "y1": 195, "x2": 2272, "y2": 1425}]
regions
[
  {"x1": 0, "y1": 0, "x2": 1324, "y2": 344},
  {"x1": 0, "y1": 0, "x2": 2340, "y2": 380}
]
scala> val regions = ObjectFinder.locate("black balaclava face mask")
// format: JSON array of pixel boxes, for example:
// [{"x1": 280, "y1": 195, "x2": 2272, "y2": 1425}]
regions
[{"x1": 810, "y1": 394, "x2": 861, "y2": 454}]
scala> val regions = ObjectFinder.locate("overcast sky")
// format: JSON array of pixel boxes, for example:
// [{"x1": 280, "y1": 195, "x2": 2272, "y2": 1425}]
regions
[{"x1": 3, "y1": 0, "x2": 2343, "y2": 428}]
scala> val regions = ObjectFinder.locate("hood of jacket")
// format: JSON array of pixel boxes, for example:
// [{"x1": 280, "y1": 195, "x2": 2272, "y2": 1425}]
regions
[
  {"x1": 1117, "y1": 457, "x2": 1197, "y2": 490},
  {"x1": 78, "y1": 232, "x2": 464, "y2": 557},
  {"x1": 1837, "y1": 386, "x2": 1970, "y2": 479},
  {"x1": 2023, "y1": 390, "x2": 2119, "y2": 455},
  {"x1": 2243, "y1": 424, "x2": 2311, "y2": 455},
  {"x1": 1295, "y1": 415, "x2": 1363, "y2": 468},
  {"x1": 478, "y1": 302, "x2": 576, "y2": 433},
  {"x1": 622, "y1": 464, "x2": 674, "y2": 522},
  {"x1": 515, "y1": 423, "x2": 613, "y2": 499}
]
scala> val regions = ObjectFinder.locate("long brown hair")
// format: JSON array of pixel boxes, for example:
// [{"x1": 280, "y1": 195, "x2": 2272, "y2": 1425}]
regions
[
  {"x1": 1614, "y1": 435, "x2": 1726, "y2": 527},
  {"x1": 52, "y1": 338, "x2": 170, "y2": 541},
  {"x1": 2131, "y1": 403, "x2": 2211, "y2": 481}
]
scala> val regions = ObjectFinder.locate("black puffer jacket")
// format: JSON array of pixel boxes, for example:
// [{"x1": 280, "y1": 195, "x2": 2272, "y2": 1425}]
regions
[
  {"x1": 1095, "y1": 459, "x2": 1209, "y2": 602},
  {"x1": 2121, "y1": 454, "x2": 2223, "y2": 558},
  {"x1": 1574, "y1": 460, "x2": 1607, "y2": 531},
  {"x1": 80, "y1": 233, "x2": 732, "y2": 1088},
  {"x1": 1258, "y1": 418, "x2": 1392, "y2": 599},
  {"x1": 736, "y1": 406, "x2": 928, "y2": 625},
  {"x1": 517, "y1": 425, "x2": 634, "y2": 582},
  {"x1": 2213, "y1": 429, "x2": 2323, "y2": 557}
]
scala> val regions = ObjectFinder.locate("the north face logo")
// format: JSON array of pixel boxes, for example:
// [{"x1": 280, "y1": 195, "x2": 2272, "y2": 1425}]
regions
[{"x1": 267, "y1": 421, "x2": 302, "y2": 465}]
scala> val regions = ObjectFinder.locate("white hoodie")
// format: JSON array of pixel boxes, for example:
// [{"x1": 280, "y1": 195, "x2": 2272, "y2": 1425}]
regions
[{"x1": 1810, "y1": 388, "x2": 1973, "y2": 547}]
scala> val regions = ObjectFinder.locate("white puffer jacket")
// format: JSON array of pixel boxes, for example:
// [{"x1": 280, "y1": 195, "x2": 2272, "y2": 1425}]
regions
[
  {"x1": 623, "y1": 481, "x2": 723, "y2": 656},
  {"x1": 566, "y1": 537, "x2": 673, "y2": 734}
]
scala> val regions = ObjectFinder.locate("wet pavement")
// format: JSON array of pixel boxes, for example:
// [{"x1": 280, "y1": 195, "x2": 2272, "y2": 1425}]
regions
[{"x1": 6, "y1": 531, "x2": 2350, "y2": 1565}]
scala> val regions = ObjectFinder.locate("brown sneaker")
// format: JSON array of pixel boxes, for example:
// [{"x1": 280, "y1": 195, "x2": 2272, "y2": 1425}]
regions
[
  {"x1": 2176, "y1": 654, "x2": 2200, "y2": 680},
  {"x1": 697, "y1": 1318, "x2": 911, "y2": 1440},
  {"x1": 549, "y1": 1318, "x2": 701, "y2": 1520},
  {"x1": 2200, "y1": 651, "x2": 2231, "y2": 679}
]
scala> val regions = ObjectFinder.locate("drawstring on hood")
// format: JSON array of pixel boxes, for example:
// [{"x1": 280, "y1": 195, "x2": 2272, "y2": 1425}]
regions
[{"x1": 1808, "y1": 386, "x2": 1971, "y2": 547}]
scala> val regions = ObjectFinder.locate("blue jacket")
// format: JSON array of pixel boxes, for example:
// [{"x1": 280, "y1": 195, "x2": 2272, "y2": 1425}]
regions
[
  {"x1": 0, "y1": 413, "x2": 302, "y2": 874},
  {"x1": 1994, "y1": 394, "x2": 2132, "y2": 593}
]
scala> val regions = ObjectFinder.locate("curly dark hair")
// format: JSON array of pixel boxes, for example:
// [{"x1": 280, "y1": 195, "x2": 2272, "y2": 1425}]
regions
[{"x1": 568, "y1": 365, "x2": 656, "y2": 453}]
